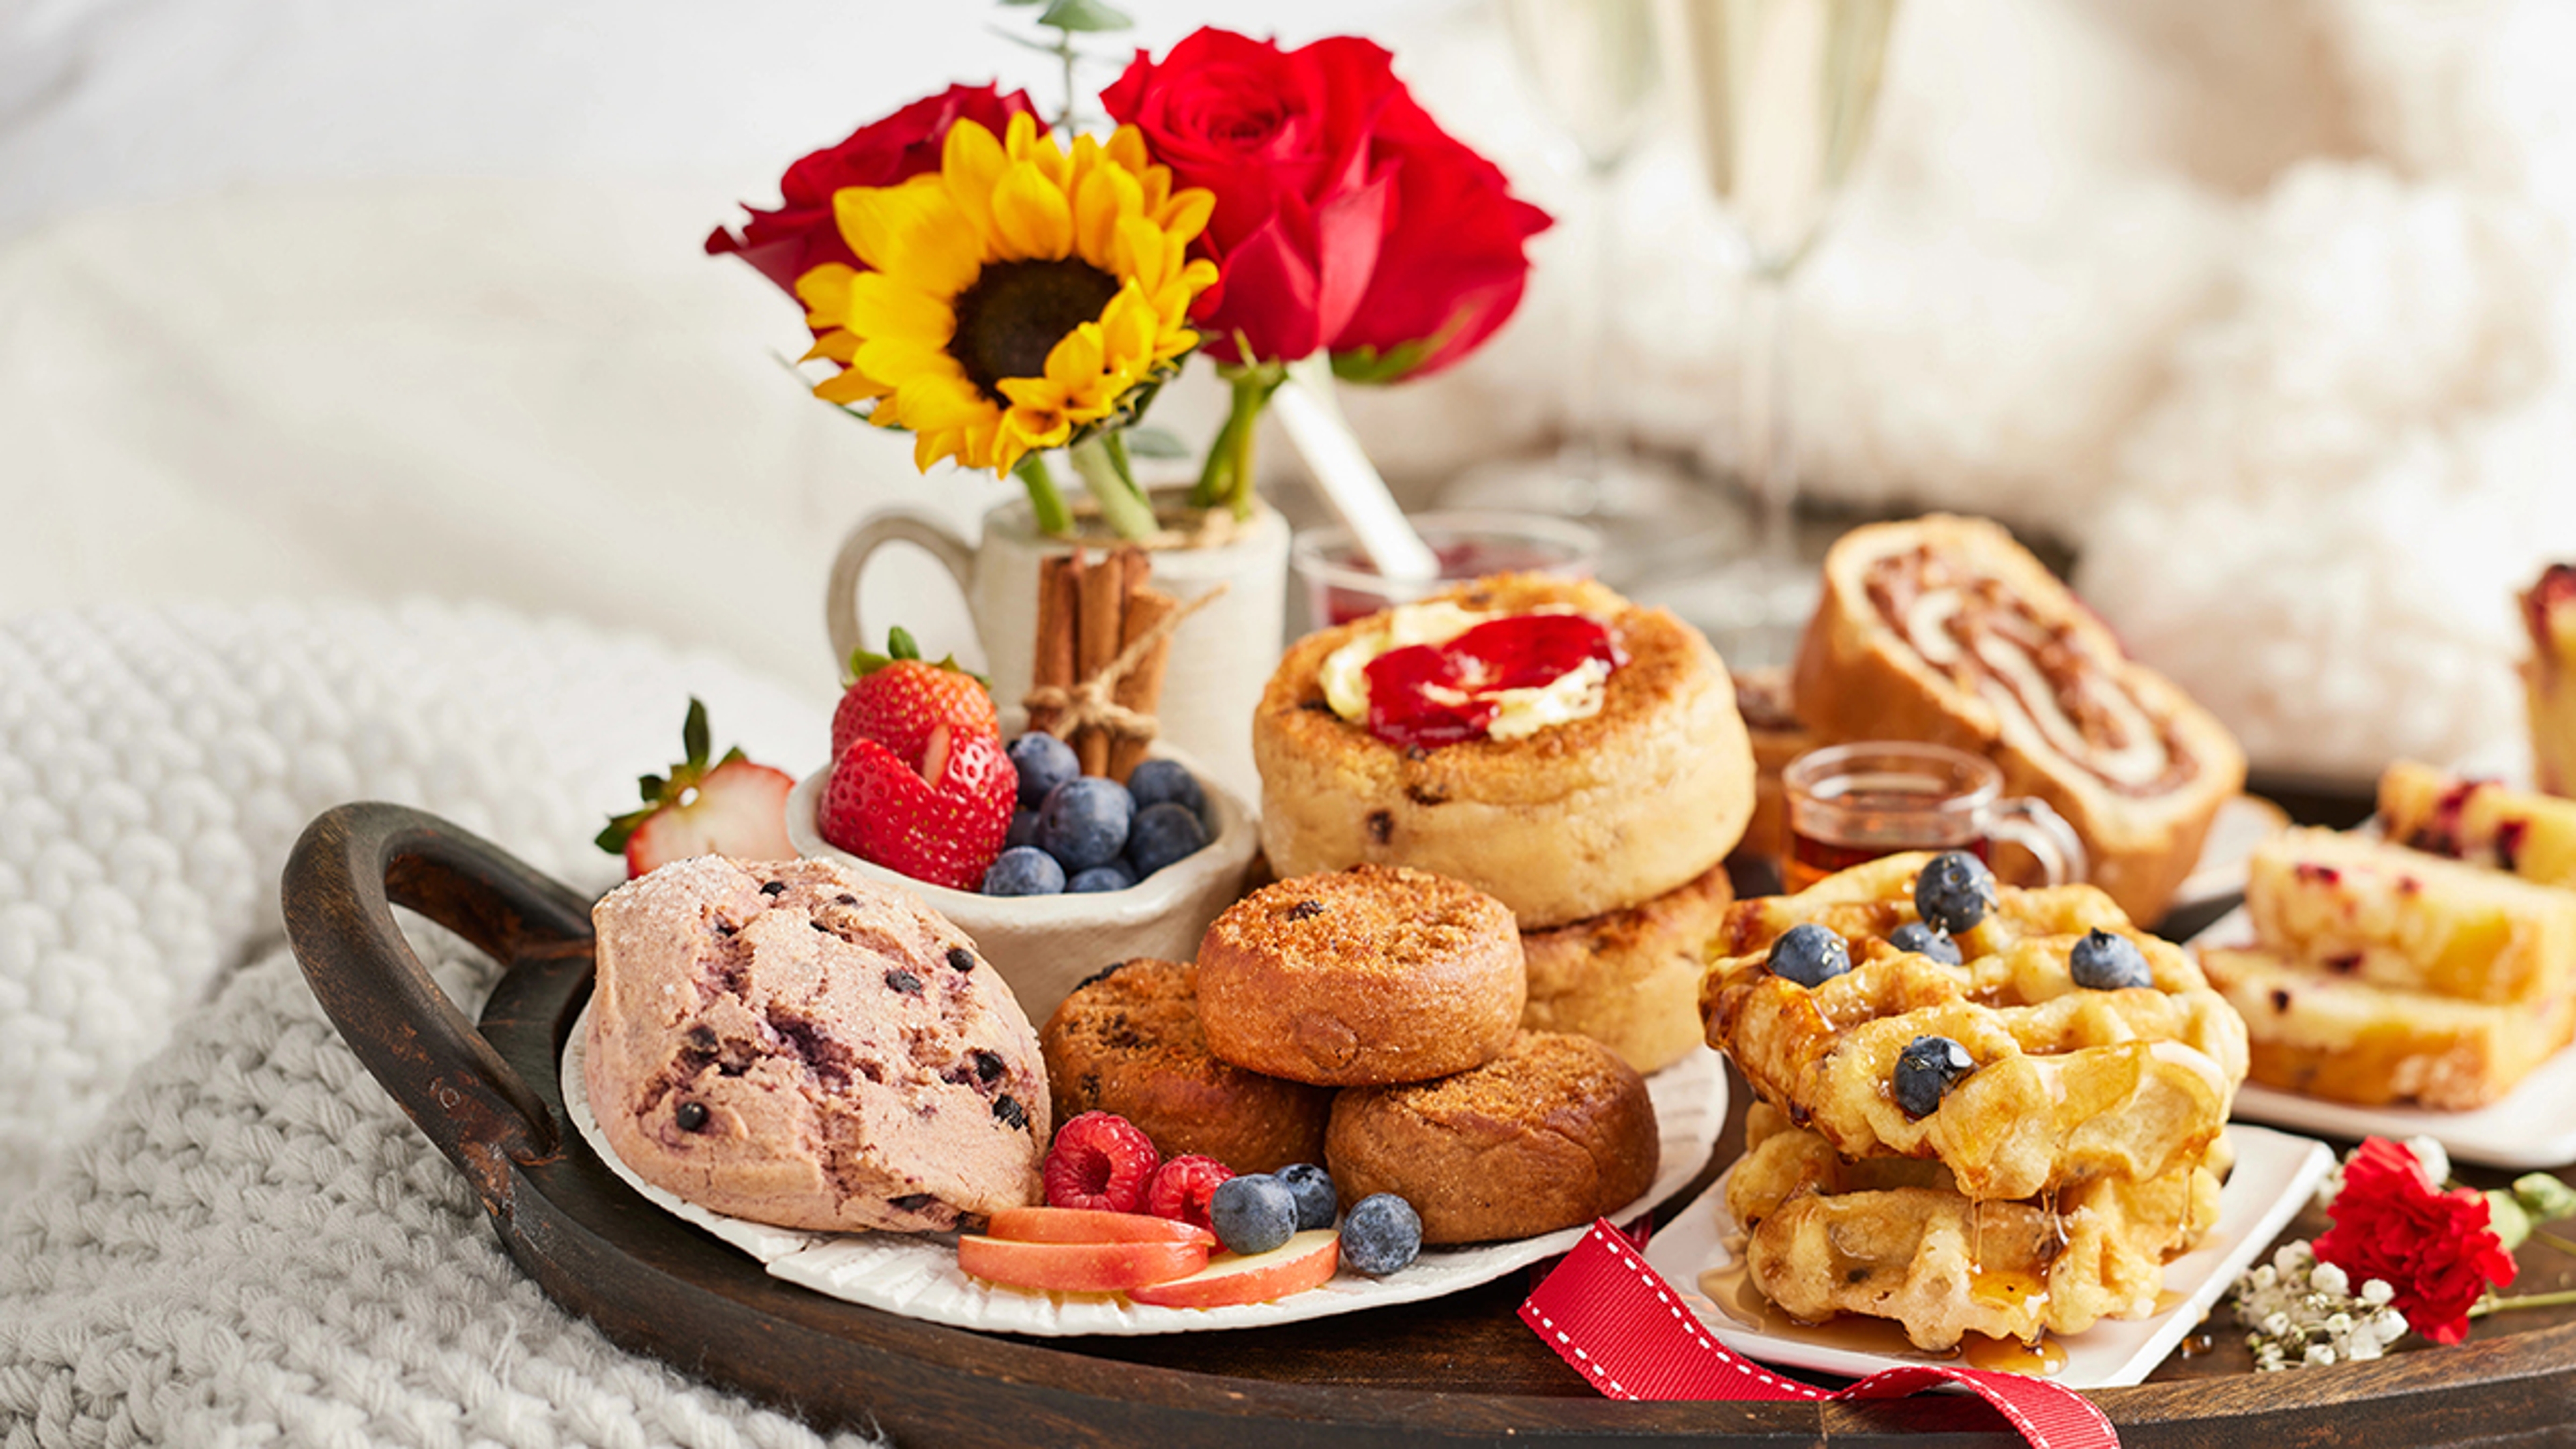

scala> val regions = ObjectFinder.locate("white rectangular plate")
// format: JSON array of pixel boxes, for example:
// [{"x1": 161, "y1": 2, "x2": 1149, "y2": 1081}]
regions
[
  {"x1": 1639, "y1": 1123, "x2": 2332, "y2": 1389},
  {"x1": 2193, "y1": 905, "x2": 2576, "y2": 1169},
  {"x1": 564, "y1": 1009, "x2": 1730, "y2": 1335}
]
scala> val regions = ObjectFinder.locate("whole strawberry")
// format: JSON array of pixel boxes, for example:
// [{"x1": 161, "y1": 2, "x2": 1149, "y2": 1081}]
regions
[
  {"x1": 598, "y1": 698, "x2": 795, "y2": 878},
  {"x1": 832, "y1": 627, "x2": 997, "y2": 773},
  {"x1": 820, "y1": 727, "x2": 1015, "y2": 891}
]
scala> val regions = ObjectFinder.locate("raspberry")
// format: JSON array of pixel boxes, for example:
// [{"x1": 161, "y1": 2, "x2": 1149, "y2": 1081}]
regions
[
  {"x1": 1144, "y1": 1155, "x2": 1235, "y2": 1232},
  {"x1": 1042, "y1": 1111, "x2": 1160, "y2": 1213}
]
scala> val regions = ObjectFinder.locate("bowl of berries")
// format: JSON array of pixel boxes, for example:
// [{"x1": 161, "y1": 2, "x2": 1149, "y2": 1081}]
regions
[{"x1": 786, "y1": 633, "x2": 1258, "y2": 1022}]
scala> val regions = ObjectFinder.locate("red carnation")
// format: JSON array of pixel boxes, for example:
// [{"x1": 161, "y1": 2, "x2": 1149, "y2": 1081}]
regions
[
  {"x1": 706, "y1": 83, "x2": 1042, "y2": 297},
  {"x1": 2314, "y1": 1137, "x2": 2516, "y2": 1345}
]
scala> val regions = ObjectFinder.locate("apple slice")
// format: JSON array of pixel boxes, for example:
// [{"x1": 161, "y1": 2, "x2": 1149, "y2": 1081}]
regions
[
  {"x1": 957, "y1": 1234, "x2": 1209, "y2": 1294},
  {"x1": 1127, "y1": 1229, "x2": 1340, "y2": 1309},
  {"x1": 986, "y1": 1206, "x2": 1218, "y2": 1248}
]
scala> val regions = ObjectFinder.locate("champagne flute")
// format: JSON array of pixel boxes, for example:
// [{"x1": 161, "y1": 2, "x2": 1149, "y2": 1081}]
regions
[
  {"x1": 1646, "y1": 0, "x2": 1899, "y2": 662},
  {"x1": 1444, "y1": 0, "x2": 1713, "y2": 553}
]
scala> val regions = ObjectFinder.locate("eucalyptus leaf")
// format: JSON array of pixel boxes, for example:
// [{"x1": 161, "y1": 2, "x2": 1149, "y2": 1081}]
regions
[
  {"x1": 997, "y1": 0, "x2": 1049, "y2": 6},
  {"x1": 1122, "y1": 425, "x2": 1189, "y2": 459},
  {"x1": 1037, "y1": 0, "x2": 1132, "y2": 32}
]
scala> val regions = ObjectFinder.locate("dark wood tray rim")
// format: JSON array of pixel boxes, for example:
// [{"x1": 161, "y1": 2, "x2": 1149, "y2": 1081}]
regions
[{"x1": 286, "y1": 804, "x2": 2576, "y2": 1446}]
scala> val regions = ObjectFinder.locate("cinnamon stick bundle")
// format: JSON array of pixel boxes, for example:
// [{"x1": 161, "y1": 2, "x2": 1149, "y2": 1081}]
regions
[
  {"x1": 1108, "y1": 584, "x2": 1179, "y2": 783},
  {"x1": 1028, "y1": 551, "x2": 1083, "y2": 737},
  {"x1": 1073, "y1": 548, "x2": 1134, "y2": 774}
]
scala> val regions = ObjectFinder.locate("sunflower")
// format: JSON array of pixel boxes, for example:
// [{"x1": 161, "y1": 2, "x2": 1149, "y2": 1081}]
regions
[{"x1": 793, "y1": 113, "x2": 1218, "y2": 477}]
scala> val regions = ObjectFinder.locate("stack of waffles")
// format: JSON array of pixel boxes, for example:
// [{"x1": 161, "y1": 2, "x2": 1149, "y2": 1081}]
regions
[{"x1": 1701, "y1": 854, "x2": 2248, "y2": 1351}]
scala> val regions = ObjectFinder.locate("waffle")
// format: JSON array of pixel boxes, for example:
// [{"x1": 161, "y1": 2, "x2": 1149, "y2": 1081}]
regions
[
  {"x1": 2243, "y1": 827, "x2": 2576, "y2": 1005},
  {"x1": 2379, "y1": 760, "x2": 2576, "y2": 891},
  {"x1": 2202, "y1": 943, "x2": 2576, "y2": 1110},
  {"x1": 1726, "y1": 1105, "x2": 2223, "y2": 1350},
  {"x1": 1703, "y1": 853, "x2": 2247, "y2": 1201}
]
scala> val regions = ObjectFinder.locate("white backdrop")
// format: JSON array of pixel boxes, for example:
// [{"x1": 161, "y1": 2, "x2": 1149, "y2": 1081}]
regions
[{"x1": 4, "y1": 0, "x2": 2574, "y2": 780}]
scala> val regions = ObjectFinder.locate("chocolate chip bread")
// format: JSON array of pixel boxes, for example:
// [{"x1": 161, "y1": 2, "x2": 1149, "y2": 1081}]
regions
[{"x1": 584, "y1": 856, "x2": 1047, "y2": 1233}]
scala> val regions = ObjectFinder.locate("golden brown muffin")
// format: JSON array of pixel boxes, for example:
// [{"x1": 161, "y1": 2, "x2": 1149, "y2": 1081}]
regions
[
  {"x1": 1195, "y1": 865, "x2": 1524, "y2": 1086},
  {"x1": 1040, "y1": 957, "x2": 1332, "y2": 1173},
  {"x1": 1519, "y1": 861, "x2": 1733, "y2": 1074},
  {"x1": 1325, "y1": 1031, "x2": 1659, "y2": 1244},
  {"x1": 1253, "y1": 574, "x2": 1756, "y2": 929}
]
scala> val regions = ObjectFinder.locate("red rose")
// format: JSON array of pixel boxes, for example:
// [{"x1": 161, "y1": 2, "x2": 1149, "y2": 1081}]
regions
[
  {"x1": 1103, "y1": 28, "x2": 1546, "y2": 376},
  {"x1": 706, "y1": 83, "x2": 1042, "y2": 297},
  {"x1": 1330, "y1": 89, "x2": 1552, "y2": 379},
  {"x1": 2314, "y1": 1137, "x2": 2516, "y2": 1345}
]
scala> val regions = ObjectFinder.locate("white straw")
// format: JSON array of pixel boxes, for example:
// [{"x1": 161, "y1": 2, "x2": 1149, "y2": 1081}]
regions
[{"x1": 1271, "y1": 356, "x2": 1442, "y2": 582}]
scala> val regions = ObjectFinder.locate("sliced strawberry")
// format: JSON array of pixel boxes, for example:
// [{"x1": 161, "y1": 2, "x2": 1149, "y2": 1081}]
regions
[
  {"x1": 832, "y1": 627, "x2": 998, "y2": 772},
  {"x1": 819, "y1": 729, "x2": 1014, "y2": 890},
  {"x1": 597, "y1": 699, "x2": 795, "y2": 878}
]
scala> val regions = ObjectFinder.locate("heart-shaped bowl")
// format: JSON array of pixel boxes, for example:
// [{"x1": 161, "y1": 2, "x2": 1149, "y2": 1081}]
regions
[{"x1": 785, "y1": 739, "x2": 1259, "y2": 1024}]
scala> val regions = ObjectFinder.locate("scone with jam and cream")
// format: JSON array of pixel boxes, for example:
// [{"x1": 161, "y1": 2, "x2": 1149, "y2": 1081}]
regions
[{"x1": 1252, "y1": 574, "x2": 1755, "y2": 930}]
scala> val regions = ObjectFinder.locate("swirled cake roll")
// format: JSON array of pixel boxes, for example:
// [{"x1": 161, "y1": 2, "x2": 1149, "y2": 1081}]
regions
[
  {"x1": 2524, "y1": 564, "x2": 2576, "y2": 798},
  {"x1": 1791, "y1": 515, "x2": 2244, "y2": 924}
]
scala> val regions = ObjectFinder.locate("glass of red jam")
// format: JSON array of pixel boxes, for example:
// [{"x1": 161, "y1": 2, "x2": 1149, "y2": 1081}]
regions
[{"x1": 1290, "y1": 511, "x2": 1604, "y2": 633}]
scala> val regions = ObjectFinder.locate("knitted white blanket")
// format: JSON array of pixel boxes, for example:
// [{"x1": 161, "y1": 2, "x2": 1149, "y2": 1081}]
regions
[{"x1": 0, "y1": 601, "x2": 881, "y2": 1448}]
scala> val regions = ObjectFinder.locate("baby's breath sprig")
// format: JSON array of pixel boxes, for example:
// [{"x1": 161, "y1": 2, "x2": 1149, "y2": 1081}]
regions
[
  {"x1": 993, "y1": 0, "x2": 1135, "y2": 131},
  {"x1": 2229, "y1": 1242, "x2": 2409, "y2": 1371}
]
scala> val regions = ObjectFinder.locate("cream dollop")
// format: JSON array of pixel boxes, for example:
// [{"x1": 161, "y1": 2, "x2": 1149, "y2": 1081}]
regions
[{"x1": 1318, "y1": 601, "x2": 1609, "y2": 738}]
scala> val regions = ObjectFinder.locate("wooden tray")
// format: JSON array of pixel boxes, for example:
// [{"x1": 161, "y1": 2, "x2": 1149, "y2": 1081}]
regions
[{"x1": 283, "y1": 802, "x2": 2576, "y2": 1447}]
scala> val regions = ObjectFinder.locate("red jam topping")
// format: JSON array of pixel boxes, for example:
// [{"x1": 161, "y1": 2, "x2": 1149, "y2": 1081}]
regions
[{"x1": 1362, "y1": 614, "x2": 1625, "y2": 749}]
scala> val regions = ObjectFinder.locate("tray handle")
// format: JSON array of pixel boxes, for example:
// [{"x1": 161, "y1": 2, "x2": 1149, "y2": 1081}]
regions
[{"x1": 284, "y1": 802, "x2": 596, "y2": 1204}]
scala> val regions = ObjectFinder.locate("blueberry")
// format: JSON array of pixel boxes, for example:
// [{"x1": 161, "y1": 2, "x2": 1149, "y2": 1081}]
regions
[
  {"x1": 1066, "y1": 863, "x2": 1136, "y2": 894},
  {"x1": 1913, "y1": 851, "x2": 1998, "y2": 935},
  {"x1": 1208, "y1": 1174, "x2": 1297, "y2": 1256},
  {"x1": 1340, "y1": 1192, "x2": 1422, "y2": 1277},
  {"x1": 1275, "y1": 1163, "x2": 1337, "y2": 1231},
  {"x1": 1036, "y1": 776, "x2": 1133, "y2": 871},
  {"x1": 1893, "y1": 1034, "x2": 1976, "y2": 1118},
  {"x1": 981, "y1": 846, "x2": 1065, "y2": 896},
  {"x1": 1888, "y1": 921, "x2": 1963, "y2": 966},
  {"x1": 1765, "y1": 922, "x2": 1851, "y2": 987},
  {"x1": 1005, "y1": 808, "x2": 1040, "y2": 851},
  {"x1": 1126, "y1": 759, "x2": 1206, "y2": 823},
  {"x1": 1125, "y1": 801, "x2": 1209, "y2": 879},
  {"x1": 1008, "y1": 733, "x2": 1079, "y2": 810},
  {"x1": 2069, "y1": 928, "x2": 2153, "y2": 989}
]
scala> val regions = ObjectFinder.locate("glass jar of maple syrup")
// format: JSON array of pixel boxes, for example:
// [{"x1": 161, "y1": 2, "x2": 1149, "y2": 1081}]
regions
[{"x1": 1781, "y1": 742, "x2": 2086, "y2": 894}]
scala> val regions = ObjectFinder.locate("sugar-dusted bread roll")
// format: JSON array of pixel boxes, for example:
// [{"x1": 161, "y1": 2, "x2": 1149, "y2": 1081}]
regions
[
  {"x1": 1792, "y1": 515, "x2": 2244, "y2": 924},
  {"x1": 1040, "y1": 957, "x2": 1332, "y2": 1173},
  {"x1": 585, "y1": 856, "x2": 1046, "y2": 1232},
  {"x1": 1519, "y1": 861, "x2": 1733, "y2": 1074},
  {"x1": 1195, "y1": 865, "x2": 1523, "y2": 1086},
  {"x1": 1253, "y1": 574, "x2": 1755, "y2": 929},
  {"x1": 1326, "y1": 1031, "x2": 1658, "y2": 1244}
]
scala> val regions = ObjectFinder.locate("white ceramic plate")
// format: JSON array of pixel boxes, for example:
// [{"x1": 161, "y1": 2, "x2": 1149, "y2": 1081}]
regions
[
  {"x1": 1639, "y1": 1124, "x2": 2332, "y2": 1389},
  {"x1": 2192, "y1": 906, "x2": 2576, "y2": 1168},
  {"x1": 563, "y1": 1012, "x2": 1731, "y2": 1335}
]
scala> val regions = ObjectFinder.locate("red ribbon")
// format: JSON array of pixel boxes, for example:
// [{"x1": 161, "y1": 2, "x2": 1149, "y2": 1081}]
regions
[{"x1": 1520, "y1": 1221, "x2": 2121, "y2": 1449}]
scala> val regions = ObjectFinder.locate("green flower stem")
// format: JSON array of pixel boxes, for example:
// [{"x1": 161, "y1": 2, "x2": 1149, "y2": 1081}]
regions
[
  {"x1": 2477, "y1": 1287, "x2": 2576, "y2": 1316},
  {"x1": 2534, "y1": 1227, "x2": 2576, "y2": 1259},
  {"x1": 1068, "y1": 434, "x2": 1158, "y2": 540},
  {"x1": 1190, "y1": 364, "x2": 1283, "y2": 518},
  {"x1": 1016, "y1": 451, "x2": 1073, "y2": 537}
]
